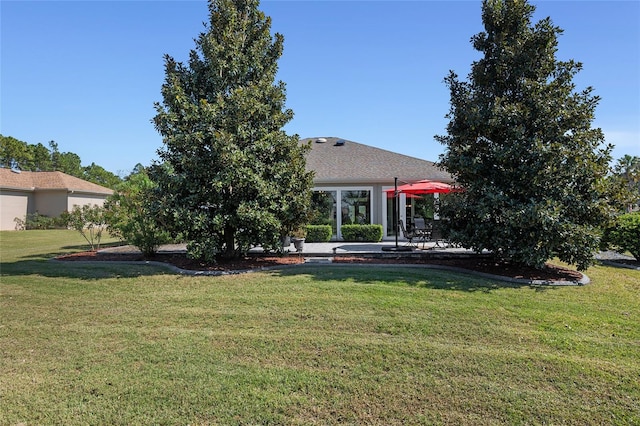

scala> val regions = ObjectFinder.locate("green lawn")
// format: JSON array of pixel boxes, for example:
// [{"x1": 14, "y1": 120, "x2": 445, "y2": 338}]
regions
[{"x1": 1, "y1": 230, "x2": 639, "y2": 425}]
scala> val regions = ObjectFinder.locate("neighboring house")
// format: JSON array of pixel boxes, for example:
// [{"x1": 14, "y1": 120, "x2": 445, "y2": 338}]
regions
[
  {"x1": 0, "y1": 168, "x2": 113, "y2": 231},
  {"x1": 302, "y1": 137, "x2": 453, "y2": 240}
]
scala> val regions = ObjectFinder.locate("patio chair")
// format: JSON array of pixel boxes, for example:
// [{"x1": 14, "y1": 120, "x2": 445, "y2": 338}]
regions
[
  {"x1": 413, "y1": 217, "x2": 427, "y2": 231},
  {"x1": 412, "y1": 217, "x2": 432, "y2": 249},
  {"x1": 398, "y1": 220, "x2": 418, "y2": 247},
  {"x1": 429, "y1": 220, "x2": 449, "y2": 248}
]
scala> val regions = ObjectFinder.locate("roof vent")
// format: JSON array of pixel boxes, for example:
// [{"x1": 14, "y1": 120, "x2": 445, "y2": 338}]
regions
[
  {"x1": 316, "y1": 138, "x2": 327, "y2": 143},
  {"x1": 334, "y1": 139, "x2": 345, "y2": 146}
]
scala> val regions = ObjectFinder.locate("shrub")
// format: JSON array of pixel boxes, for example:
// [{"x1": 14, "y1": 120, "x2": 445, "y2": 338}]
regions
[
  {"x1": 603, "y1": 212, "x2": 640, "y2": 260},
  {"x1": 305, "y1": 225, "x2": 332, "y2": 243},
  {"x1": 63, "y1": 205, "x2": 107, "y2": 251},
  {"x1": 104, "y1": 172, "x2": 171, "y2": 257},
  {"x1": 341, "y1": 224, "x2": 383, "y2": 242},
  {"x1": 14, "y1": 213, "x2": 67, "y2": 230}
]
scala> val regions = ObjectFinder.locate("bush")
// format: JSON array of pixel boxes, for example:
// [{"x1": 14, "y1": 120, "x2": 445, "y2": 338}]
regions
[
  {"x1": 63, "y1": 205, "x2": 107, "y2": 251},
  {"x1": 104, "y1": 172, "x2": 171, "y2": 257},
  {"x1": 305, "y1": 225, "x2": 332, "y2": 242},
  {"x1": 14, "y1": 213, "x2": 67, "y2": 230},
  {"x1": 603, "y1": 212, "x2": 640, "y2": 260},
  {"x1": 341, "y1": 224, "x2": 383, "y2": 242}
]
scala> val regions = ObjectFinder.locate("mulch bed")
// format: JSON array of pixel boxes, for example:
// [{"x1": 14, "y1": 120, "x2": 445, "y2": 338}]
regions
[
  {"x1": 333, "y1": 256, "x2": 585, "y2": 282},
  {"x1": 54, "y1": 250, "x2": 598, "y2": 282}
]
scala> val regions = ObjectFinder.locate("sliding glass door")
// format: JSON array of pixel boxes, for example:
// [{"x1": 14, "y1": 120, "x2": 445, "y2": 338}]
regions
[{"x1": 311, "y1": 188, "x2": 372, "y2": 240}]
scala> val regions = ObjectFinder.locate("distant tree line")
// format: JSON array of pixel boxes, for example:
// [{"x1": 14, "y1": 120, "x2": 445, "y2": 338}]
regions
[{"x1": 0, "y1": 134, "x2": 122, "y2": 189}]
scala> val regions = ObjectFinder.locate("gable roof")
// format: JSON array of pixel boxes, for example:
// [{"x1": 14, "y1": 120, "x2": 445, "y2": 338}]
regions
[
  {"x1": 0, "y1": 169, "x2": 113, "y2": 195},
  {"x1": 301, "y1": 137, "x2": 452, "y2": 184}
]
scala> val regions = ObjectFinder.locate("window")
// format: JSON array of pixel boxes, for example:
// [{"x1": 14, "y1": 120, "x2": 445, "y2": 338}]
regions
[
  {"x1": 310, "y1": 190, "x2": 337, "y2": 236},
  {"x1": 341, "y1": 190, "x2": 371, "y2": 225},
  {"x1": 312, "y1": 188, "x2": 372, "y2": 239}
]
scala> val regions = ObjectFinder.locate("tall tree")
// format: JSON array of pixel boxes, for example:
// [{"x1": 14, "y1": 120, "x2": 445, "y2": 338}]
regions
[
  {"x1": 152, "y1": 0, "x2": 313, "y2": 260},
  {"x1": 49, "y1": 141, "x2": 62, "y2": 170},
  {"x1": 29, "y1": 143, "x2": 53, "y2": 171},
  {"x1": 0, "y1": 135, "x2": 31, "y2": 169},
  {"x1": 83, "y1": 162, "x2": 122, "y2": 189},
  {"x1": 50, "y1": 141, "x2": 82, "y2": 176},
  {"x1": 610, "y1": 155, "x2": 640, "y2": 213},
  {"x1": 57, "y1": 152, "x2": 83, "y2": 176},
  {"x1": 436, "y1": 0, "x2": 612, "y2": 270}
]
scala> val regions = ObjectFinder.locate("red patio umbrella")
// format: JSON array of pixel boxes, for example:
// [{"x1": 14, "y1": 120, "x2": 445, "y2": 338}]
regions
[
  {"x1": 384, "y1": 180, "x2": 457, "y2": 195},
  {"x1": 385, "y1": 192, "x2": 423, "y2": 199},
  {"x1": 382, "y1": 178, "x2": 461, "y2": 252}
]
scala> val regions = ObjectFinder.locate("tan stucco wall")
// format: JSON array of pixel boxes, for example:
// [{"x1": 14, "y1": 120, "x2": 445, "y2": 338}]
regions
[
  {"x1": 68, "y1": 193, "x2": 108, "y2": 210},
  {"x1": 0, "y1": 190, "x2": 109, "y2": 231},
  {"x1": 0, "y1": 190, "x2": 33, "y2": 230},
  {"x1": 33, "y1": 190, "x2": 68, "y2": 218}
]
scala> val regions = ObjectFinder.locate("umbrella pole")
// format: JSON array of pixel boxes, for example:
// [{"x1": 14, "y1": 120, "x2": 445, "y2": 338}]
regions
[
  {"x1": 394, "y1": 177, "x2": 398, "y2": 248},
  {"x1": 382, "y1": 177, "x2": 412, "y2": 252}
]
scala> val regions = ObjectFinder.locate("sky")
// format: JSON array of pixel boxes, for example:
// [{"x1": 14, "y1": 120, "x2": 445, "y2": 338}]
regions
[{"x1": 2, "y1": 1, "x2": 639, "y2": 176}]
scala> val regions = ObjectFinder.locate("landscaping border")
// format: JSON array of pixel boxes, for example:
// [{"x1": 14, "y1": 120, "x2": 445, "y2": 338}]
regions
[{"x1": 51, "y1": 257, "x2": 590, "y2": 285}]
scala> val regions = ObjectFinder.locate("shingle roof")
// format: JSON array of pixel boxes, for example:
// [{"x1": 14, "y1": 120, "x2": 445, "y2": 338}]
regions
[
  {"x1": 301, "y1": 137, "x2": 452, "y2": 184},
  {"x1": 0, "y1": 168, "x2": 113, "y2": 195}
]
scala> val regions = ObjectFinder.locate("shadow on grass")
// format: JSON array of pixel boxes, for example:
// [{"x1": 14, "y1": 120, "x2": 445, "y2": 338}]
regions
[
  {"x1": 61, "y1": 240, "x2": 124, "y2": 250},
  {"x1": 13, "y1": 241, "x2": 126, "y2": 261},
  {"x1": 2, "y1": 247, "x2": 555, "y2": 291},
  {"x1": 273, "y1": 264, "x2": 554, "y2": 293},
  {"x1": 1, "y1": 258, "x2": 173, "y2": 280}
]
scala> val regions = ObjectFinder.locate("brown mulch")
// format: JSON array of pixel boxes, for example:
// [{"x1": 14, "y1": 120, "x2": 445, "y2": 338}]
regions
[
  {"x1": 333, "y1": 256, "x2": 585, "y2": 282},
  {"x1": 55, "y1": 250, "x2": 593, "y2": 282}
]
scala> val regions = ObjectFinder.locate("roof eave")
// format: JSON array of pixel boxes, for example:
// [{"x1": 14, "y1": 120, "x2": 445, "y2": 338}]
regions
[
  {"x1": 66, "y1": 189, "x2": 113, "y2": 195},
  {"x1": 0, "y1": 185, "x2": 36, "y2": 192}
]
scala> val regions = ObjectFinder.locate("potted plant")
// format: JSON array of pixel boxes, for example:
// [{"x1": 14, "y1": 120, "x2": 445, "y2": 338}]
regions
[
  {"x1": 291, "y1": 227, "x2": 306, "y2": 252},
  {"x1": 280, "y1": 233, "x2": 291, "y2": 249}
]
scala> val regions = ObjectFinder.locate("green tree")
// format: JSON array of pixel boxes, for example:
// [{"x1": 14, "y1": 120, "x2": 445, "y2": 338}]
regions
[
  {"x1": 49, "y1": 141, "x2": 62, "y2": 170},
  {"x1": 58, "y1": 152, "x2": 83, "y2": 176},
  {"x1": 610, "y1": 155, "x2": 640, "y2": 213},
  {"x1": 152, "y1": 0, "x2": 313, "y2": 260},
  {"x1": 63, "y1": 204, "x2": 107, "y2": 251},
  {"x1": 50, "y1": 141, "x2": 83, "y2": 177},
  {"x1": 129, "y1": 163, "x2": 147, "y2": 178},
  {"x1": 0, "y1": 135, "x2": 31, "y2": 169},
  {"x1": 436, "y1": 0, "x2": 612, "y2": 271},
  {"x1": 603, "y1": 212, "x2": 640, "y2": 260},
  {"x1": 83, "y1": 162, "x2": 122, "y2": 189},
  {"x1": 104, "y1": 170, "x2": 170, "y2": 256},
  {"x1": 29, "y1": 143, "x2": 53, "y2": 171}
]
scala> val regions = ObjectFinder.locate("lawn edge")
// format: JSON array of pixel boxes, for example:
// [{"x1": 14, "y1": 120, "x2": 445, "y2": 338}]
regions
[{"x1": 50, "y1": 258, "x2": 590, "y2": 285}]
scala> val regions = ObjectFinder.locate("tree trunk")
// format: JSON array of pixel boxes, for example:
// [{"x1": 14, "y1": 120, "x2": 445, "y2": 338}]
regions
[{"x1": 224, "y1": 224, "x2": 236, "y2": 258}]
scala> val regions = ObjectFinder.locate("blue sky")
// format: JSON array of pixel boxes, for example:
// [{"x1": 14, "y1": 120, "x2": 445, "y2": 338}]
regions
[{"x1": 2, "y1": 1, "x2": 638, "y2": 175}]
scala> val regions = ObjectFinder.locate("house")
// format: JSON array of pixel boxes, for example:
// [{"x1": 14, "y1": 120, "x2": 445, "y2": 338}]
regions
[
  {"x1": 302, "y1": 137, "x2": 453, "y2": 240},
  {"x1": 0, "y1": 138, "x2": 450, "y2": 237},
  {"x1": 0, "y1": 169, "x2": 113, "y2": 231}
]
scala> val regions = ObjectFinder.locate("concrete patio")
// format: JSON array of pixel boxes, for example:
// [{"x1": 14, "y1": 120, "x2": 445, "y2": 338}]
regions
[
  {"x1": 102, "y1": 241, "x2": 483, "y2": 260},
  {"x1": 256, "y1": 241, "x2": 475, "y2": 257}
]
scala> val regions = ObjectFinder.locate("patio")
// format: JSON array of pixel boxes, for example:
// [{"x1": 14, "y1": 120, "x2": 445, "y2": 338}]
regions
[{"x1": 101, "y1": 241, "x2": 478, "y2": 258}]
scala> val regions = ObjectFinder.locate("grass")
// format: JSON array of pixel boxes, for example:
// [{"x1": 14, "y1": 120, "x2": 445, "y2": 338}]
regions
[{"x1": 1, "y1": 230, "x2": 639, "y2": 425}]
